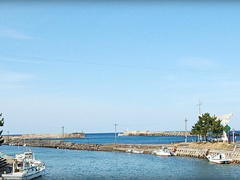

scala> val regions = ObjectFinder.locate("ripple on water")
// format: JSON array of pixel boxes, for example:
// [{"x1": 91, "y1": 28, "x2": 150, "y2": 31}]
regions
[{"x1": 2, "y1": 145, "x2": 240, "y2": 180}]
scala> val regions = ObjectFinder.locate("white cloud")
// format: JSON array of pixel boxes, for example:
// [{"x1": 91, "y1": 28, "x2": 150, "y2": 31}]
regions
[{"x1": 0, "y1": 27, "x2": 34, "y2": 40}]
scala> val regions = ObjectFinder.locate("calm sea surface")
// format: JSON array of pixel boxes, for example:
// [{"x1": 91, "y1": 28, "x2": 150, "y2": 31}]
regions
[
  {"x1": 63, "y1": 132, "x2": 239, "y2": 144},
  {"x1": 2, "y1": 133, "x2": 240, "y2": 180},
  {"x1": 63, "y1": 133, "x2": 195, "y2": 144}
]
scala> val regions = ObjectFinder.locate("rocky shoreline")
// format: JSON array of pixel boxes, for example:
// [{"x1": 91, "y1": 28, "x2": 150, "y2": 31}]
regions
[{"x1": 3, "y1": 139, "x2": 240, "y2": 164}]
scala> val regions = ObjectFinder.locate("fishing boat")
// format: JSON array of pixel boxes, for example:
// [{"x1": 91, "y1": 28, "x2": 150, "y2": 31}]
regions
[
  {"x1": 206, "y1": 153, "x2": 233, "y2": 164},
  {"x1": 126, "y1": 148, "x2": 144, "y2": 154},
  {"x1": 2, "y1": 151, "x2": 45, "y2": 180},
  {"x1": 153, "y1": 147, "x2": 174, "y2": 157}
]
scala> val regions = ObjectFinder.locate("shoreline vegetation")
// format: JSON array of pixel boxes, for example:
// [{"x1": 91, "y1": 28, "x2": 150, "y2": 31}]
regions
[{"x1": 3, "y1": 139, "x2": 240, "y2": 164}]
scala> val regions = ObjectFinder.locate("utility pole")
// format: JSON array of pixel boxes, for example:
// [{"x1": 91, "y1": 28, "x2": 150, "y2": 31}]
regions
[
  {"x1": 197, "y1": 99, "x2": 202, "y2": 117},
  {"x1": 62, "y1": 126, "x2": 64, "y2": 142},
  {"x1": 185, "y1": 118, "x2": 188, "y2": 143},
  {"x1": 114, "y1": 123, "x2": 118, "y2": 145}
]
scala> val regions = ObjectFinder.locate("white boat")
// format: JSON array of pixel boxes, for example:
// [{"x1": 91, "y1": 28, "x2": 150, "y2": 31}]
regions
[
  {"x1": 206, "y1": 153, "x2": 233, "y2": 164},
  {"x1": 2, "y1": 151, "x2": 45, "y2": 180},
  {"x1": 153, "y1": 147, "x2": 173, "y2": 157},
  {"x1": 126, "y1": 148, "x2": 144, "y2": 154}
]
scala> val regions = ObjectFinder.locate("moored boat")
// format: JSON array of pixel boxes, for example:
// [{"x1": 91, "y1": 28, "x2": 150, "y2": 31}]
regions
[
  {"x1": 2, "y1": 150, "x2": 45, "y2": 180},
  {"x1": 207, "y1": 153, "x2": 233, "y2": 164},
  {"x1": 153, "y1": 147, "x2": 172, "y2": 157},
  {"x1": 126, "y1": 148, "x2": 144, "y2": 154},
  {"x1": 153, "y1": 146, "x2": 177, "y2": 157}
]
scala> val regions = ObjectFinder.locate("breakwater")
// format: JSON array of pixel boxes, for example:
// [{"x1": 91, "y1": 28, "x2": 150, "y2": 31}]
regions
[
  {"x1": 3, "y1": 132, "x2": 85, "y2": 140},
  {"x1": 118, "y1": 131, "x2": 190, "y2": 136},
  {"x1": 4, "y1": 139, "x2": 240, "y2": 164}
]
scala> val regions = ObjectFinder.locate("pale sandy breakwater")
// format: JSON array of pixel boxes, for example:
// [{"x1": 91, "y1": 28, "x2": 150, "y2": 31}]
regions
[
  {"x1": 3, "y1": 139, "x2": 240, "y2": 164},
  {"x1": 3, "y1": 132, "x2": 85, "y2": 140},
  {"x1": 118, "y1": 131, "x2": 190, "y2": 136}
]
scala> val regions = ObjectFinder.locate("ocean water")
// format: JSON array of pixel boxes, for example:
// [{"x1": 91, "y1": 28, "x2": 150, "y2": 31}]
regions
[
  {"x1": 2, "y1": 145, "x2": 240, "y2": 180},
  {"x1": 63, "y1": 132, "x2": 239, "y2": 145},
  {"x1": 63, "y1": 133, "x2": 195, "y2": 144}
]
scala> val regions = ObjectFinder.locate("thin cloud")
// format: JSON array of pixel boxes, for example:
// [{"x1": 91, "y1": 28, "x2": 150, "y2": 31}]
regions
[
  {"x1": 0, "y1": 71, "x2": 34, "y2": 90},
  {"x1": 0, "y1": 27, "x2": 34, "y2": 40},
  {"x1": 0, "y1": 71, "x2": 33, "y2": 82},
  {"x1": 180, "y1": 57, "x2": 217, "y2": 69}
]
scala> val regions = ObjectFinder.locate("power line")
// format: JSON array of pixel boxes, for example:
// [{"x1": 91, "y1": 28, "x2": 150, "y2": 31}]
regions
[{"x1": 0, "y1": 55, "x2": 228, "y2": 74}]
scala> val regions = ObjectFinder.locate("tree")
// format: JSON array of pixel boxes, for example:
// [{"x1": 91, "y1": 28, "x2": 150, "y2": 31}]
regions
[
  {"x1": 211, "y1": 119, "x2": 223, "y2": 138},
  {"x1": 191, "y1": 113, "x2": 223, "y2": 142},
  {"x1": 0, "y1": 113, "x2": 4, "y2": 145}
]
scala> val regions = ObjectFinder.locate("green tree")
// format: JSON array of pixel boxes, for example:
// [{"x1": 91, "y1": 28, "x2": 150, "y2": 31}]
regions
[
  {"x1": 191, "y1": 113, "x2": 223, "y2": 142},
  {"x1": 0, "y1": 113, "x2": 4, "y2": 145},
  {"x1": 211, "y1": 119, "x2": 223, "y2": 138}
]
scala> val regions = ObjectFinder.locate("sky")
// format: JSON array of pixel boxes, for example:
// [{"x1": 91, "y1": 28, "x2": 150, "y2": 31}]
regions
[{"x1": 0, "y1": 1, "x2": 240, "y2": 134}]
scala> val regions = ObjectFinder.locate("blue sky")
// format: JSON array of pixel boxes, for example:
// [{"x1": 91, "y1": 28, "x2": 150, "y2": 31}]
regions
[{"x1": 0, "y1": 1, "x2": 240, "y2": 134}]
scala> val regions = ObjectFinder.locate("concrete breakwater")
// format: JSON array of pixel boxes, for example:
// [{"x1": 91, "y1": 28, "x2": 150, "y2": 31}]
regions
[
  {"x1": 118, "y1": 131, "x2": 190, "y2": 136},
  {"x1": 4, "y1": 139, "x2": 240, "y2": 164},
  {"x1": 3, "y1": 132, "x2": 85, "y2": 140}
]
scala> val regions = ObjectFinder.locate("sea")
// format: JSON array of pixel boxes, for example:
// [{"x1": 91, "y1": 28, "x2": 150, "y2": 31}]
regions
[{"x1": 2, "y1": 133, "x2": 240, "y2": 180}]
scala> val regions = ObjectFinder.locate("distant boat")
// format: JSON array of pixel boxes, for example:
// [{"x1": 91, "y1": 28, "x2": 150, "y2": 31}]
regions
[
  {"x1": 207, "y1": 153, "x2": 233, "y2": 164},
  {"x1": 126, "y1": 147, "x2": 144, "y2": 154},
  {"x1": 2, "y1": 150, "x2": 45, "y2": 180}
]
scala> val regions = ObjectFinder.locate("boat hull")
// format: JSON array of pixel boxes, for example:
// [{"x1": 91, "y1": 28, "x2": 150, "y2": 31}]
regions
[
  {"x1": 2, "y1": 171, "x2": 44, "y2": 180},
  {"x1": 2, "y1": 168, "x2": 44, "y2": 180},
  {"x1": 209, "y1": 159, "x2": 233, "y2": 164}
]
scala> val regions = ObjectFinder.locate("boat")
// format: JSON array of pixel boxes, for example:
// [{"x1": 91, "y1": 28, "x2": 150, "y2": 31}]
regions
[
  {"x1": 206, "y1": 153, "x2": 233, "y2": 164},
  {"x1": 153, "y1": 146, "x2": 174, "y2": 157},
  {"x1": 126, "y1": 148, "x2": 144, "y2": 154},
  {"x1": 2, "y1": 150, "x2": 45, "y2": 180}
]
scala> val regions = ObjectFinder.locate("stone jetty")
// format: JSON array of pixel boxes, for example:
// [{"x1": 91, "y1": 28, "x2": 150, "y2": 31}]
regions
[
  {"x1": 4, "y1": 139, "x2": 240, "y2": 164},
  {"x1": 3, "y1": 132, "x2": 85, "y2": 140},
  {"x1": 118, "y1": 131, "x2": 190, "y2": 136}
]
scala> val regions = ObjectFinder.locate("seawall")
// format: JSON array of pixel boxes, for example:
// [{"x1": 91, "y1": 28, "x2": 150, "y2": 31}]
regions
[
  {"x1": 3, "y1": 132, "x2": 85, "y2": 140},
  {"x1": 118, "y1": 131, "x2": 191, "y2": 136},
  {"x1": 3, "y1": 139, "x2": 240, "y2": 164}
]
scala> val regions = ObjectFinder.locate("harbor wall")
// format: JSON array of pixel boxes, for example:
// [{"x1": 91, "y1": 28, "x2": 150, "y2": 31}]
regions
[
  {"x1": 3, "y1": 139, "x2": 240, "y2": 164},
  {"x1": 118, "y1": 131, "x2": 190, "y2": 136},
  {"x1": 3, "y1": 132, "x2": 85, "y2": 140}
]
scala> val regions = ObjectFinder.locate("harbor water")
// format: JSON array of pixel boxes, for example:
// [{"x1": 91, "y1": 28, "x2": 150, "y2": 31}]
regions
[
  {"x1": 63, "y1": 132, "x2": 238, "y2": 144},
  {"x1": 64, "y1": 133, "x2": 195, "y2": 144},
  {"x1": 2, "y1": 133, "x2": 240, "y2": 180}
]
